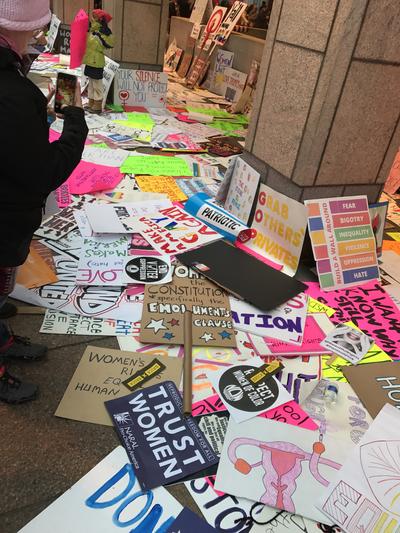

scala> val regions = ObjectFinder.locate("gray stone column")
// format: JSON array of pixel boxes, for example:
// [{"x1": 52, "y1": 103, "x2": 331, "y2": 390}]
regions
[
  {"x1": 52, "y1": 0, "x2": 168, "y2": 70},
  {"x1": 245, "y1": 0, "x2": 400, "y2": 202},
  {"x1": 102, "y1": 0, "x2": 168, "y2": 69}
]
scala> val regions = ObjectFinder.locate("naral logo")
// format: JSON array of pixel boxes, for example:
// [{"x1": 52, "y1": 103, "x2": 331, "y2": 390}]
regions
[{"x1": 223, "y1": 384, "x2": 243, "y2": 402}]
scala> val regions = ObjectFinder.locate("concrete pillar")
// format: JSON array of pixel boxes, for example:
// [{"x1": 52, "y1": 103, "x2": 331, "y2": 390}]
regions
[
  {"x1": 52, "y1": 0, "x2": 168, "y2": 69},
  {"x1": 245, "y1": 0, "x2": 400, "y2": 203},
  {"x1": 102, "y1": 0, "x2": 168, "y2": 69},
  {"x1": 52, "y1": 0, "x2": 94, "y2": 24}
]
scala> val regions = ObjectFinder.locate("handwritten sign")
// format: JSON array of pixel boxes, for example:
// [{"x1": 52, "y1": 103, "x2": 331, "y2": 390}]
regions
[
  {"x1": 135, "y1": 175, "x2": 188, "y2": 202},
  {"x1": 120, "y1": 155, "x2": 192, "y2": 176},
  {"x1": 240, "y1": 184, "x2": 307, "y2": 276},
  {"x1": 67, "y1": 161, "x2": 123, "y2": 195},
  {"x1": 306, "y1": 280, "x2": 400, "y2": 360},
  {"x1": 55, "y1": 346, "x2": 182, "y2": 426},
  {"x1": 114, "y1": 69, "x2": 168, "y2": 108}
]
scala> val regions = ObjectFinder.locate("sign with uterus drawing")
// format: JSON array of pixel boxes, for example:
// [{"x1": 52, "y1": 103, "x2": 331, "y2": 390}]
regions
[{"x1": 214, "y1": 416, "x2": 343, "y2": 525}]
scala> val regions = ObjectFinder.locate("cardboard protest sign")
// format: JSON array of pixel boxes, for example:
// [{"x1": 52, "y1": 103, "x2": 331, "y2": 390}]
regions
[
  {"x1": 67, "y1": 161, "x2": 123, "y2": 195},
  {"x1": 81, "y1": 146, "x2": 129, "y2": 167},
  {"x1": 208, "y1": 50, "x2": 234, "y2": 96},
  {"x1": 320, "y1": 323, "x2": 374, "y2": 364},
  {"x1": 105, "y1": 381, "x2": 219, "y2": 490},
  {"x1": 19, "y1": 446, "x2": 182, "y2": 532},
  {"x1": 184, "y1": 192, "x2": 253, "y2": 243},
  {"x1": 45, "y1": 14, "x2": 61, "y2": 53},
  {"x1": 317, "y1": 404, "x2": 400, "y2": 533},
  {"x1": 76, "y1": 235, "x2": 129, "y2": 286},
  {"x1": 215, "y1": 415, "x2": 345, "y2": 524},
  {"x1": 55, "y1": 346, "x2": 182, "y2": 426},
  {"x1": 58, "y1": 23, "x2": 71, "y2": 54},
  {"x1": 122, "y1": 255, "x2": 173, "y2": 285},
  {"x1": 16, "y1": 246, "x2": 58, "y2": 289},
  {"x1": 230, "y1": 292, "x2": 308, "y2": 344},
  {"x1": 135, "y1": 175, "x2": 188, "y2": 202},
  {"x1": 306, "y1": 280, "x2": 400, "y2": 360},
  {"x1": 223, "y1": 67, "x2": 247, "y2": 103},
  {"x1": 114, "y1": 69, "x2": 168, "y2": 108},
  {"x1": 84, "y1": 199, "x2": 172, "y2": 233},
  {"x1": 223, "y1": 156, "x2": 260, "y2": 225},
  {"x1": 69, "y1": 9, "x2": 88, "y2": 68},
  {"x1": 207, "y1": 357, "x2": 293, "y2": 422},
  {"x1": 127, "y1": 205, "x2": 222, "y2": 256},
  {"x1": 342, "y1": 361, "x2": 400, "y2": 418},
  {"x1": 12, "y1": 252, "x2": 144, "y2": 323},
  {"x1": 120, "y1": 155, "x2": 193, "y2": 176},
  {"x1": 213, "y1": 1, "x2": 247, "y2": 46},
  {"x1": 34, "y1": 205, "x2": 77, "y2": 241},
  {"x1": 166, "y1": 507, "x2": 217, "y2": 532},
  {"x1": 240, "y1": 184, "x2": 307, "y2": 276},
  {"x1": 305, "y1": 196, "x2": 380, "y2": 290},
  {"x1": 40, "y1": 310, "x2": 136, "y2": 336},
  {"x1": 139, "y1": 273, "x2": 236, "y2": 347}
]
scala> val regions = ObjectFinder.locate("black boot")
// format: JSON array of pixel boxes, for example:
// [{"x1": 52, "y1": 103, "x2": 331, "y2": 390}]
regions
[
  {"x1": 2, "y1": 335, "x2": 47, "y2": 361},
  {"x1": 0, "y1": 370, "x2": 38, "y2": 404}
]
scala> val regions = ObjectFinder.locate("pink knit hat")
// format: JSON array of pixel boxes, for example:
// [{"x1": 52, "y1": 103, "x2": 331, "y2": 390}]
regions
[{"x1": 0, "y1": 0, "x2": 51, "y2": 31}]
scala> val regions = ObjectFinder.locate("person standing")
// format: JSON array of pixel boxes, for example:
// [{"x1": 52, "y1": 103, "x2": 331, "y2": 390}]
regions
[{"x1": 0, "y1": 0, "x2": 88, "y2": 403}]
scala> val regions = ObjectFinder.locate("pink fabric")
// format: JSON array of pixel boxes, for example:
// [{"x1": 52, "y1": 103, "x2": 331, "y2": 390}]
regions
[
  {"x1": 0, "y1": 0, "x2": 51, "y2": 31},
  {"x1": 70, "y1": 9, "x2": 89, "y2": 69},
  {"x1": 0, "y1": 34, "x2": 22, "y2": 58}
]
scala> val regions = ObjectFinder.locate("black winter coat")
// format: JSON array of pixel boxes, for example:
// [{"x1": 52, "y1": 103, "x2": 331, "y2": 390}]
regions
[{"x1": 0, "y1": 46, "x2": 88, "y2": 267}]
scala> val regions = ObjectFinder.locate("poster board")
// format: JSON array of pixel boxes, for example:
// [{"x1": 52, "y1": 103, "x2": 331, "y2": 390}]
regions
[
  {"x1": 55, "y1": 345, "x2": 183, "y2": 426},
  {"x1": 114, "y1": 69, "x2": 168, "y2": 108},
  {"x1": 19, "y1": 446, "x2": 182, "y2": 532}
]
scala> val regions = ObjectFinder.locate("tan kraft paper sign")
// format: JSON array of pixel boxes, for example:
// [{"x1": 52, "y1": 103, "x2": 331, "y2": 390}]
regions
[{"x1": 55, "y1": 346, "x2": 183, "y2": 426}]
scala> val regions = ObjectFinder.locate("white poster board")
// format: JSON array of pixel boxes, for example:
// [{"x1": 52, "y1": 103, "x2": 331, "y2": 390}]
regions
[
  {"x1": 114, "y1": 69, "x2": 168, "y2": 108},
  {"x1": 19, "y1": 446, "x2": 182, "y2": 532}
]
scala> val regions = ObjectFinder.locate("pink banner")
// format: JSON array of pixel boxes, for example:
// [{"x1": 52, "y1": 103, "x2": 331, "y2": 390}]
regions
[
  {"x1": 306, "y1": 281, "x2": 400, "y2": 360},
  {"x1": 67, "y1": 161, "x2": 123, "y2": 194},
  {"x1": 70, "y1": 9, "x2": 89, "y2": 69},
  {"x1": 192, "y1": 393, "x2": 318, "y2": 430}
]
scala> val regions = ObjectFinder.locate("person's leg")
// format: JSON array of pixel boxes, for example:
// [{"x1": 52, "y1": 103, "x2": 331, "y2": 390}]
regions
[
  {"x1": 87, "y1": 78, "x2": 94, "y2": 110},
  {"x1": 0, "y1": 268, "x2": 44, "y2": 403},
  {"x1": 92, "y1": 79, "x2": 104, "y2": 113}
]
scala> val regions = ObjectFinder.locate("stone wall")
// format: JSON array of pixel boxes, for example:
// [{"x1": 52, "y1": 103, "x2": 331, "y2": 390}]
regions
[
  {"x1": 52, "y1": 0, "x2": 168, "y2": 70},
  {"x1": 245, "y1": 0, "x2": 400, "y2": 202}
]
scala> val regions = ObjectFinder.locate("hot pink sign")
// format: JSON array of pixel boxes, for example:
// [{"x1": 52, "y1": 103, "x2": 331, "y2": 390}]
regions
[
  {"x1": 67, "y1": 161, "x2": 123, "y2": 194},
  {"x1": 306, "y1": 281, "x2": 400, "y2": 360},
  {"x1": 70, "y1": 9, "x2": 89, "y2": 69},
  {"x1": 192, "y1": 393, "x2": 318, "y2": 430}
]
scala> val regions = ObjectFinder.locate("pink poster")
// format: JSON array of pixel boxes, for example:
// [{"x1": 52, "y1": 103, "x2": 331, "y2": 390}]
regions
[
  {"x1": 67, "y1": 161, "x2": 123, "y2": 194},
  {"x1": 192, "y1": 394, "x2": 318, "y2": 430},
  {"x1": 70, "y1": 9, "x2": 89, "y2": 69},
  {"x1": 306, "y1": 281, "x2": 400, "y2": 360}
]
